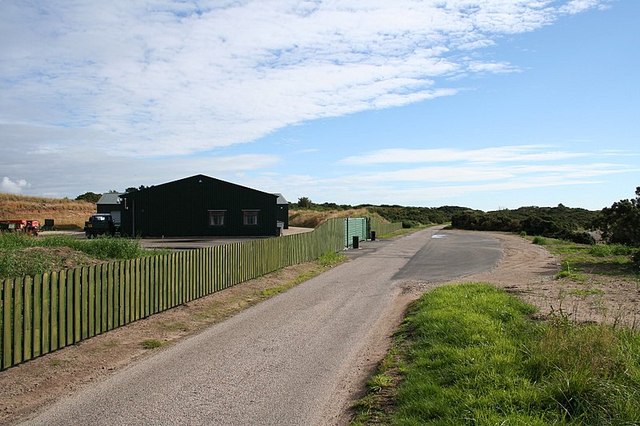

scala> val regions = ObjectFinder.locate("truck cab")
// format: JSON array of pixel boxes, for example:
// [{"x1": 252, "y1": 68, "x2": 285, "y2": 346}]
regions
[{"x1": 84, "y1": 214, "x2": 119, "y2": 238}]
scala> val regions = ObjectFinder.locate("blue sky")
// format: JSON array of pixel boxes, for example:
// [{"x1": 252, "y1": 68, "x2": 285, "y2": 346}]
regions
[{"x1": 1, "y1": 0, "x2": 638, "y2": 211}]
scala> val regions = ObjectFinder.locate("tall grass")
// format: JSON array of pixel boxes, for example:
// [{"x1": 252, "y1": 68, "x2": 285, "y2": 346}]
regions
[
  {"x1": 354, "y1": 284, "x2": 640, "y2": 425},
  {"x1": 588, "y1": 243, "x2": 636, "y2": 257},
  {"x1": 539, "y1": 237, "x2": 638, "y2": 279},
  {"x1": 0, "y1": 232, "x2": 147, "y2": 259},
  {"x1": 0, "y1": 232, "x2": 159, "y2": 279}
]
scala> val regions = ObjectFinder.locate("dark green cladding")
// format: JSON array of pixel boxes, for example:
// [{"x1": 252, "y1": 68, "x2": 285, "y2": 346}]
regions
[{"x1": 120, "y1": 175, "x2": 279, "y2": 237}]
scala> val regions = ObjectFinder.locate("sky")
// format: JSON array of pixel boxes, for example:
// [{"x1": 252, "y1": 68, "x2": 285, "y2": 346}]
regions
[{"x1": 1, "y1": 0, "x2": 638, "y2": 211}]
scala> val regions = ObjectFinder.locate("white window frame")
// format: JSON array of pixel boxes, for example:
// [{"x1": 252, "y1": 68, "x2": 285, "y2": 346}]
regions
[
  {"x1": 208, "y1": 210, "x2": 226, "y2": 227},
  {"x1": 242, "y1": 210, "x2": 259, "y2": 226}
]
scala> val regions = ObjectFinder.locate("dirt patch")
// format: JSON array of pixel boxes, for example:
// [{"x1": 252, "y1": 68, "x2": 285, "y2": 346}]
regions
[
  {"x1": 0, "y1": 261, "x2": 322, "y2": 425},
  {"x1": 454, "y1": 233, "x2": 640, "y2": 327}
]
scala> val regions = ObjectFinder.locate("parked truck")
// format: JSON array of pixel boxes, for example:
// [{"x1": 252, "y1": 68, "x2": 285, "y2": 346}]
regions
[{"x1": 84, "y1": 213, "x2": 119, "y2": 238}]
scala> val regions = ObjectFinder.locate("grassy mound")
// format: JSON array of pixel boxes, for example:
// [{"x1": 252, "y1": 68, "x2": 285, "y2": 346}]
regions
[{"x1": 0, "y1": 232, "x2": 159, "y2": 279}]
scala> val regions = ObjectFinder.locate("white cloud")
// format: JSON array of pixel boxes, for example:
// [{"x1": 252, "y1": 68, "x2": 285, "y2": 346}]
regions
[
  {"x1": 1, "y1": 177, "x2": 30, "y2": 194},
  {"x1": 287, "y1": 146, "x2": 638, "y2": 207},
  {"x1": 0, "y1": 0, "x2": 608, "y2": 158},
  {"x1": 341, "y1": 145, "x2": 588, "y2": 165},
  {"x1": 560, "y1": 0, "x2": 611, "y2": 14}
]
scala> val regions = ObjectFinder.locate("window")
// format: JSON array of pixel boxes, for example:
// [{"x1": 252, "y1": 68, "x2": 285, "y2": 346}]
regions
[
  {"x1": 243, "y1": 210, "x2": 259, "y2": 226},
  {"x1": 208, "y1": 210, "x2": 226, "y2": 227}
]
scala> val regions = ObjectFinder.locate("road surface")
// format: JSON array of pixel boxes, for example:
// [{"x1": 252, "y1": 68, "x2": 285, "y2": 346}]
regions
[{"x1": 23, "y1": 228, "x2": 501, "y2": 425}]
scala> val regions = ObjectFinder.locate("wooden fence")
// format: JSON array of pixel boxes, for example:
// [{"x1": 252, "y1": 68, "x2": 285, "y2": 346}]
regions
[
  {"x1": 369, "y1": 216, "x2": 403, "y2": 237},
  {"x1": 0, "y1": 219, "x2": 344, "y2": 370}
]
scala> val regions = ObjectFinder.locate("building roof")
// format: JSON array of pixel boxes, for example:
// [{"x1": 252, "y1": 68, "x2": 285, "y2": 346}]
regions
[
  {"x1": 97, "y1": 193, "x2": 123, "y2": 205},
  {"x1": 274, "y1": 193, "x2": 289, "y2": 205},
  {"x1": 120, "y1": 174, "x2": 279, "y2": 200}
]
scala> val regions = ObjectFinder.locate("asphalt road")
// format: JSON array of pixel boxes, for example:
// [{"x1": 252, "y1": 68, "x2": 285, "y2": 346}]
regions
[{"x1": 24, "y1": 228, "x2": 501, "y2": 426}]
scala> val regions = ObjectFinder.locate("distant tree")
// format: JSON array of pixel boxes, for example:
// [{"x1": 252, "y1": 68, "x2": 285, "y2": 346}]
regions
[
  {"x1": 108, "y1": 189, "x2": 120, "y2": 193},
  {"x1": 125, "y1": 185, "x2": 147, "y2": 193},
  {"x1": 594, "y1": 186, "x2": 640, "y2": 246},
  {"x1": 297, "y1": 196, "x2": 313, "y2": 208},
  {"x1": 75, "y1": 192, "x2": 101, "y2": 203}
]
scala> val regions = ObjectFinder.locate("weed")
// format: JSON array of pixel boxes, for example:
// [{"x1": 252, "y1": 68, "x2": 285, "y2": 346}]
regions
[
  {"x1": 569, "y1": 288, "x2": 605, "y2": 297},
  {"x1": 317, "y1": 251, "x2": 346, "y2": 267},
  {"x1": 260, "y1": 287, "x2": 286, "y2": 297},
  {"x1": 141, "y1": 339, "x2": 163, "y2": 349},
  {"x1": 368, "y1": 373, "x2": 393, "y2": 392},
  {"x1": 158, "y1": 321, "x2": 190, "y2": 332},
  {"x1": 49, "y1": 359, "x2": 67, "y2": 367},
  {"x1": 556, "y1": 261, "x2": 587, "y2": 282}
]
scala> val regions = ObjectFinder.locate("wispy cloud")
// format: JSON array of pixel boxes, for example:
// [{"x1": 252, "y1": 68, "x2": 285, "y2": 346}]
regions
[
  {"x1": 341, "y1": 145, "x2": 589, "y2": 165},
  {"x1": 1, "y1": 1, "x2": 608, "y2": 158}
]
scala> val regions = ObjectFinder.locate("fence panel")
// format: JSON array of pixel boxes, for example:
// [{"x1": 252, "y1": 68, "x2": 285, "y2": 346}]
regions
[
  {"x1": 369, "y1": 217, "x2": 402, "y2": 237},
  {"x1": 0, "y1": 218, "x2": 347, "y2": 370},
  {"x1": 2, "y1": 279, "x2": 13, "y2": 369}
]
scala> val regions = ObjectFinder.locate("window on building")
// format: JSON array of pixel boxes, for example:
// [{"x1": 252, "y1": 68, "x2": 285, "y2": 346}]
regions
[
  {"x1": 208, "y1": 210, "x2": 226, "y2": 227},
  {"x1": 243, "y1": 210, "x2": 259, "y2": 226}
]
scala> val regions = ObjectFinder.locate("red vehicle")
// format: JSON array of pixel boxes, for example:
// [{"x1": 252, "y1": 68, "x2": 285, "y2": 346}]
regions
[{"x1": 0, "y1": 219, "x2": 40, "y2": 235}]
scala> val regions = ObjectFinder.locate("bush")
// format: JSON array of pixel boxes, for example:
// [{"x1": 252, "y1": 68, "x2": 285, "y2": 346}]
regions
[
  {"x1": 532, "y1": 236, "x2": 547, "y2": 245},
  {"x1": 402, "y1": 220, "x2": 420, "y2": 229},
  {"x1": 633, "y1": 251, "x2": 640, "y2": 273},
  {"x1": 553, "y1": 230, "x2": 595, "y2": 245}
]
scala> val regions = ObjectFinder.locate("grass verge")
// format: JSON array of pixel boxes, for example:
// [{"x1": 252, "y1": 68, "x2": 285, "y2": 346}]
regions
[{"x1": 352, "y1": 283, "x2": 640, "y2": 425}]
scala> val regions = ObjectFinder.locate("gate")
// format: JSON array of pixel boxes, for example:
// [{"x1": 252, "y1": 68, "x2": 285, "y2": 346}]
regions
[{"x1": 344, "y1": 218, "x2": 369, "y2": 247}]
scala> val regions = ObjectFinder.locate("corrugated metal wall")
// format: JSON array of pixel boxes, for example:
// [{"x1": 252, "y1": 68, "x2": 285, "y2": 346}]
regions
[{"x1": 120, "y1": 175, "x2": 278, "y2": 237}]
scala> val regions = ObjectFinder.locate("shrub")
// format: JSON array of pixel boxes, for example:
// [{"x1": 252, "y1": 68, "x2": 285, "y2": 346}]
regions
[
  {"x1": 402, "y1": 220, "x2": 420, "y2": 229},
  {"x1": 532, "y1": 236, "x2": 547, "y2": 245}
]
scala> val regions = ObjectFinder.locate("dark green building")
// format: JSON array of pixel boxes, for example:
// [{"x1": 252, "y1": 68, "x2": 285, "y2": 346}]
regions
[{"x1": 119, "y1": 175, "x2": 280, "y2": 237}]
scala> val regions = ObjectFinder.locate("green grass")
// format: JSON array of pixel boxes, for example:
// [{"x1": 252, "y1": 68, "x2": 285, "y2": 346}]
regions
[
  {"x1": 378, "y1": 225, "x2": 429, "y2": 239},
  {"x1": 0, "y1": 232, "x2": 166, "y2": 279},
  {"x1": 532, "y1": 237, "x2": 639, "y2": 280},
  {"x1": 532, "y1": 235, "x2": 547, "y2": 245},
  {"x1": 317, "y1": 250, "x2": 347, "y2": 267},
  {"x1": 352, "y1": 284, "x2": 640, "y2": 425},
  {"x1": 0, "y1": 232, "x2": 156, "y2": 259},
  {"x1": 568, "y1": 288, "x2": 605, "y2": 297},
  {"x1": 589, "y1": 244, "x2": 636, "y2": 257},
  {"x1": 141, "y1": 339, "x2": 163, "y2": 349}
]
